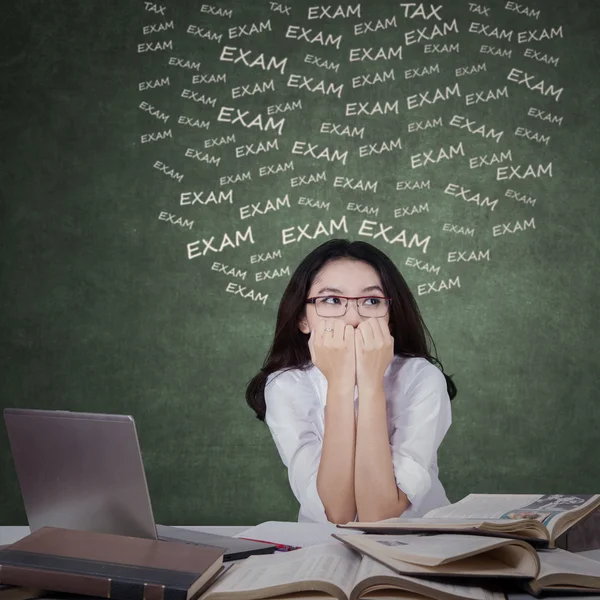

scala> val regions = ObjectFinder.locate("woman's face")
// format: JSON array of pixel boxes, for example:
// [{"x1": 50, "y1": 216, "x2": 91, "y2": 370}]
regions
[{"x1": 298, "y1": 258, "x2": 390, "y2": 334}]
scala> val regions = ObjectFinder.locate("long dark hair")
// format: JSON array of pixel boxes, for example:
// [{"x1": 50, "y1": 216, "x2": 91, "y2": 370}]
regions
[{"x1": 246, "y1": 239, "x2": 457, "y2": 421}]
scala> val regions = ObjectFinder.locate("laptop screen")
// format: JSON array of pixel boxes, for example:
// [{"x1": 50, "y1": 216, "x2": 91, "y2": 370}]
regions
[{"x1": 4, "y1": 408, "x2": 158, "y2": 539}]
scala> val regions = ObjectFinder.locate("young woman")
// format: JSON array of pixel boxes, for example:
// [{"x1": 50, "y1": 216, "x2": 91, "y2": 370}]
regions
[{"x1": 246, "y1": 239, "x2": 456, "y2": 525}]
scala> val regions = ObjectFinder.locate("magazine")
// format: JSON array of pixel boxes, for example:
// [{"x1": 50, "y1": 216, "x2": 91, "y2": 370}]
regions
[{"x1": 338, "y1": 494, "x2": 600, "y2": 547}]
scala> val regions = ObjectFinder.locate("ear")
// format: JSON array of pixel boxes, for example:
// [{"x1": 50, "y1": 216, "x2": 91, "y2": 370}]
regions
[{"x1": 298, "y1": 316, "x2": 310, "y2": 335}]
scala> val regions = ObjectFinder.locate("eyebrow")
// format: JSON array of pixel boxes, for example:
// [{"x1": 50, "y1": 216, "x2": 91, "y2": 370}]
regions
[{"x1": 316, "y1": 285, "x2": 385, "y2": 295}]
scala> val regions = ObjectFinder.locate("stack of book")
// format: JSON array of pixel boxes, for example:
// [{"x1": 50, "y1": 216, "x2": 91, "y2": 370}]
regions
[
  {"x1": 1, "y1": 494, "x2": 599, "y2": 600},
  {"x1": 0, "y1": 526, "x2": 231, "y2": 600},
  {"x1": 196, "y1": 494, "x2": 600, "y2": 600}
]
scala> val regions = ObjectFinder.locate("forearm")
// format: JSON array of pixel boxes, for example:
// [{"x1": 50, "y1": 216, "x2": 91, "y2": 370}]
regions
[
  {"x1": 317, "y1": 382, "x2": 357, "y2": 524},
  {"x1": 355, "y1": 381, "x2": 409, "y2": 522}
]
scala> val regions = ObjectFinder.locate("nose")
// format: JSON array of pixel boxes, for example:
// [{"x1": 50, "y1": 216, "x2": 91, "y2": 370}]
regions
[{"x1": 343, "y1": 300, "x2": 364, "y2": 328}]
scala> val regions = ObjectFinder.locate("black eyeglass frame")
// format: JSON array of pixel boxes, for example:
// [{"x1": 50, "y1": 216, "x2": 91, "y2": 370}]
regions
[{"x1": 305, "y1": 295, "x2": 393, "y2": 317}]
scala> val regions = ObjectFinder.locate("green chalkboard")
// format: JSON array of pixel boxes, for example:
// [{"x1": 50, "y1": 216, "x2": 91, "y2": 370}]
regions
[{"x1": 1, "y1": 0, "x2": 599, "y2": 525}]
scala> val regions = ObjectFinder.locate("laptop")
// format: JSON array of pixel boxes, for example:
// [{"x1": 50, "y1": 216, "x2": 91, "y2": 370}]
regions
[{"x1": 3, "y1": 408, "x2": 277, "y2": 561}]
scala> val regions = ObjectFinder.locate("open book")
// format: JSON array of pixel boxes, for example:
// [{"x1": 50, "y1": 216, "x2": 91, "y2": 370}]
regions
[
  {"x1": 526, "y1": 548, "x2": 600, "y2": 596},
  {"x1": 332, "y1": 533, "x2": 540, "y2": 579},
  {"x1": 338, "y1": 494, "x2": 600, "y2": 547},
  {"x1": 199, "y1": 542, "x2": 506, "y2": 600},
  {"x1": 333, "y1": 534, "x2": 600, "y2": 594}
]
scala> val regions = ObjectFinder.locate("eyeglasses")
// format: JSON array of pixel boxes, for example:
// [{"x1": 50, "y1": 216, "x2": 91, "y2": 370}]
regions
[{"x1": 306, "y1": 295, "x2": 392, "y2": 318}]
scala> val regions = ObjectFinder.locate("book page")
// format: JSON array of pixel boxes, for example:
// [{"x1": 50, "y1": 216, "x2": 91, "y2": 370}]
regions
[
  {"x1": 424, "y1": 494, "x2": 600, "y2": 538},
  {"x1": 537, "y1": 548, "x2": 600, "y2": 580},
  {"x1": 353, "y1": 553, "x2": 506, "y2": 600},
  {"x1": 335, "y1": 535, "x2": 536, "y2": 579},
  {"x1": 370, "y1": 552, "x2": 528, "y2": 578},
  {"x1": 424, "y1": 495, "x2": 544, "y2": 520},
  {"x1": 542, "y1": 495, "x2": 600, "y2": 539},
  {"x1": 360, "y1": 518, "x2": 533, "y2": 529},
  {"x1": 234, "y1": 521, "x2": 343, "y2": 548},
  {"x1": 343, "y1": 533, "x2": 532, "y2": 567},
  {"x1": 339, "y1": 517, "x2": 550, "y2": 546},
  {"x1": 349, "y1": 517, "x2": 530, "y2": 530},
  {"x1": 202, "y1": 542, "x2": 361, "y2": 599}
]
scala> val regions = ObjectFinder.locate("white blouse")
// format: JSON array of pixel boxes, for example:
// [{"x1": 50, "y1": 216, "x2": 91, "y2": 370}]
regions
[{"x1": 264, "y1": 355, "x2": 452, "y2": 523}]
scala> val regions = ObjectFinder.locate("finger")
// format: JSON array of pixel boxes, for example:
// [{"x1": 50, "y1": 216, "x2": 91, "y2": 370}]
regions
[
  {"x1": 351, "y1": 325, "x2": 361, "y2": 349},
  {"x1": 332, "y1": 318, "x2": 345, "y2": 342},
  {"x1": 354, "y1": 326, "x2": 364, "y2": 362},
  {"x1": 344, "y1": 324, "x2": 355, "y2": 343},
  {"x1": 373, "y1": 316, "x2": 390, "y2": 339},
  {"x1": 369, "y1": 318, "x2": 385, "y2": 344},
  {"x1": 357, "y1": 320, "x2": 375, "y2": 345},
  {"x1": 315, "y1": 318, "x2": 328, "y2": 341},
  {"x1": 321, "y1": 318, "x2": 336, "y2": 343},
  {"x1": 308, "y1": 329, "x2": 316, "y2": 363},
  {"x1": 375, "y1": 317, "x2": 394, "y2": 347}
]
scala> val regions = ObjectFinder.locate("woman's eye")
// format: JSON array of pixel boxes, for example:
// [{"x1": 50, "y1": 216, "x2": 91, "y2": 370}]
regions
[
  {"x1": 321, "y1": 296, "x2": 341, "y2": 304},
  {"x1": 364, "y1": 297, "x2": 381, "y2": 306}
]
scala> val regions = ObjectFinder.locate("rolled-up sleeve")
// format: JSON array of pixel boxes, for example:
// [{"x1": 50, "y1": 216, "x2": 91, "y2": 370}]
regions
[
  {"x1": 264, "y1": 371, "x2": 328, "y2": 523},
  {"x1": 389, "y1": 361, "x2": 452, "y2": 513}
]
